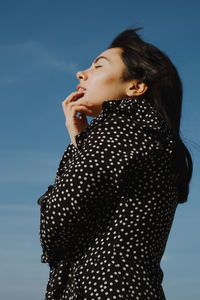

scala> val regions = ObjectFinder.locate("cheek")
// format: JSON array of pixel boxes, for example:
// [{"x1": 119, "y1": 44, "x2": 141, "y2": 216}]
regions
[{"x1": 90, "y1": 73, "x2": 118, "y2": 89}]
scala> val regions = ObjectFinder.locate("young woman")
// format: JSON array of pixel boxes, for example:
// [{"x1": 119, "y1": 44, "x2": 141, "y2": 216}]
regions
[{"x1": 38, "y1": 27, "x2": 193, "y2": 299}]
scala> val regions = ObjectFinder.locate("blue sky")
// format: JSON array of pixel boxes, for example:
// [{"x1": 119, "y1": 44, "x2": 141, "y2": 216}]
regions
[{"x1": 0, "y1": 0, "x2": 200, "y2": 299}]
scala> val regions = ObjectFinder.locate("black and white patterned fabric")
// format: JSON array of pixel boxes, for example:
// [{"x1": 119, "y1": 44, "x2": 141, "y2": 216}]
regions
[{"x1": 38, "y1": 97, "x2": 179, "y2": 300}]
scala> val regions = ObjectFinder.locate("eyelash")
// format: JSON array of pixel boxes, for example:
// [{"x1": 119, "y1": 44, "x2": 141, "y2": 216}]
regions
[{"x1": 95, "y1": 65, "x2": 102, "y2": 68}]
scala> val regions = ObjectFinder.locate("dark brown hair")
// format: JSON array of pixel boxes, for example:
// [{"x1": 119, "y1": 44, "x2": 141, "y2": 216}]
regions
[{"x1": 107, "y1": 27, "x2": 193, "y2": 204}]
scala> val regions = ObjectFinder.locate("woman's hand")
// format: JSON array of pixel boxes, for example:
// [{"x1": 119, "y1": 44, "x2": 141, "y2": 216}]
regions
[{"x1": 62, "y1": 91, "x2": 94, "y2": 147}]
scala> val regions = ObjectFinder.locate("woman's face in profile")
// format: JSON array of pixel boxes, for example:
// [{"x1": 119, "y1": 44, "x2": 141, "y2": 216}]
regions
[{"x1": 76, "y1": 47, "x2": 129, "y2": 111}]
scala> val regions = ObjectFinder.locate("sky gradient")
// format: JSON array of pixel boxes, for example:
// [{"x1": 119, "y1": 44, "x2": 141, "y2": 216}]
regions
[{"x1": 0, "y1": 1, "x2": 200, "y2": 299}]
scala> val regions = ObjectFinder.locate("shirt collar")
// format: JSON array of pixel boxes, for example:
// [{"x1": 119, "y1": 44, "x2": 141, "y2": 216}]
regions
[
  {"x1": 102, "y1": 97, "x2": 136, "y2": 112},
  {"x1": 101, "y1": 97, "x2": 153, "y2": 115},
  {"x1": 75, "y1": 96, "x2": 173, "y2": 148}
]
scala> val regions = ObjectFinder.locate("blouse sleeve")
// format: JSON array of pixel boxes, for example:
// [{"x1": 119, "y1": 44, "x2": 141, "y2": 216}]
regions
[
  {"x1": 39, "y1": 114, "x2": 172, "y2": 263},
  {"x1": 37, "y1": 143, "x2": 78, "y2": 206},
  {"x1": 53, "y1": 142, "x2": 78, "y2": 184}
]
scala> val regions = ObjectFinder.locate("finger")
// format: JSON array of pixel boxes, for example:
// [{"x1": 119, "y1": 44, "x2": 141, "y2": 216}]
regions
[
  {"x1": 70, "y1": 105, "x2": 93, "y2": 117},
  {"x1": 70, "y1": 100, "x2": 91, "y2": 109},
  {"x1": 71, "y1": 104, "x2": 93, "y2": 114},
  {"x1": 62, "y1": 91, "x2": 84, "y2": 107}
]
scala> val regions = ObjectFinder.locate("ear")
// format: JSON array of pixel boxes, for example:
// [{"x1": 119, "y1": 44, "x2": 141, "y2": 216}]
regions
[{"x1": 126, "y1": 80, "x2": 148, "y2": 97}]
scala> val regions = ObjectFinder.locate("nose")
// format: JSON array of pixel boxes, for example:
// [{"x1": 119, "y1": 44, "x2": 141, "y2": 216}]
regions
[{"x1": 76, "y1": 70, "x2": 88, "y2": 81}]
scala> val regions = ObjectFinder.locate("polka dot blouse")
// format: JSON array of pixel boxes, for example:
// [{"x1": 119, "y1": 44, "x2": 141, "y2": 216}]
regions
[{"x1": 37, "y1": 97, "x2": 179, "y2": 300}]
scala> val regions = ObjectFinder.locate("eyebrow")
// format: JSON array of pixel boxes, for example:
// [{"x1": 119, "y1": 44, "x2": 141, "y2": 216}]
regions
[{"x1": 92, "y1": 55, "x2": 111, "y2": 65}]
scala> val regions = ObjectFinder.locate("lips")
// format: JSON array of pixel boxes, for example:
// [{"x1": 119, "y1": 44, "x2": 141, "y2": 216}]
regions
[{"x1": 77, "y1": 84, "x2": 86, "y2": 91}]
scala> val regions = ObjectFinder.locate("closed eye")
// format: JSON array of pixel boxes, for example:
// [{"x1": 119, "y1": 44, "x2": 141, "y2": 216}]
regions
[{"x1": 95, "y1": 65, "x2": 102, "y2": 68}]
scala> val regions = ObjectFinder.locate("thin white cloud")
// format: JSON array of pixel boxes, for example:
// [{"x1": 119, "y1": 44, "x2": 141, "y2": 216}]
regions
[
  {"x1": 0, "y1": 148, "x2": 62, "y2": 184},
  {"x1": 0, "y1": 41, "x2": 79, "y2": 84},
  {"x1": 19, "y1": 41, "x2": 79, "y2": 73},
  {"x1": 0, "y1": 75, "x2": 17, "y2": 84}
]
